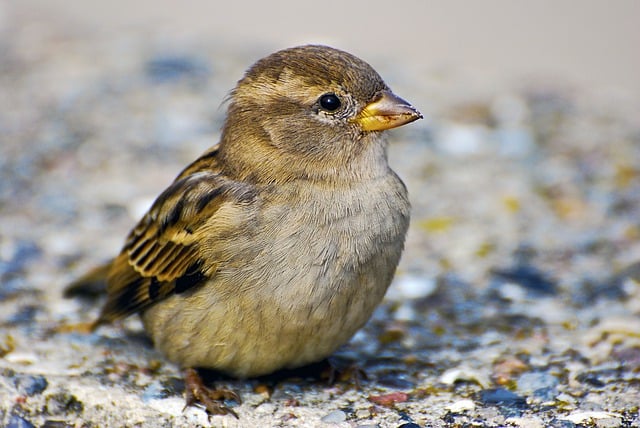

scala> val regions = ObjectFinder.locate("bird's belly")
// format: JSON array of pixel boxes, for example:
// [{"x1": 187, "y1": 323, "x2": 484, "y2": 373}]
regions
[
  {"x1": 143, "y1": 244, "x2": 395, "y2": 377},
  {"x1": 142, "y1": 180, "x2": 409, "y2": 377}
]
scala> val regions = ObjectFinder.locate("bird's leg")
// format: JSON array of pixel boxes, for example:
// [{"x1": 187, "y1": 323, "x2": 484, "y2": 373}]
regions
[
  {"x1": 183, "y1": 368, "x2": 241, "y2": 419},
  {"x1": 322, "y1": 358, "x2": 367, "y2": 389}
]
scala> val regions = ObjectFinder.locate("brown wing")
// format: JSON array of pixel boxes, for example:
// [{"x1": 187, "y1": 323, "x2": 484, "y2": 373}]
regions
[{"x1": 96, "y1": 147, "x2": 256, "y2": 325}]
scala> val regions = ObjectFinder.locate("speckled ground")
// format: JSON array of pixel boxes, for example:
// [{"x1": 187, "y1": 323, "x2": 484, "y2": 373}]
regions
[{"x1": 1, "y1": 6, "x2": 640, "y2": 428}]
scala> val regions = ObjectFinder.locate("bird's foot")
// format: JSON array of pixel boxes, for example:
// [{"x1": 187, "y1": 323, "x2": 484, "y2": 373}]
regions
[
  {"x1": 183, "y1": 368, "x2": 241, "y2": 419},
  {"x1": 323, "y1": 359, "x2": 367, "y2": 389}
]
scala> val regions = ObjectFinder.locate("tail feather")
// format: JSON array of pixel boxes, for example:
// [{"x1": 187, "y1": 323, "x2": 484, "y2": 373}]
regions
[{"x1": 63, "y1": 261, "x2": 113, "y2": 299}]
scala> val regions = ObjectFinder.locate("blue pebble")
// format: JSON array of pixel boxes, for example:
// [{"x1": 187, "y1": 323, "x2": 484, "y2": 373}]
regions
[
  {"x1": 6, "y1": 415, "x2": 35, "y2": 428},
  {"x1": 14, "y1": 375, "x2": 48, "y2": 396}
]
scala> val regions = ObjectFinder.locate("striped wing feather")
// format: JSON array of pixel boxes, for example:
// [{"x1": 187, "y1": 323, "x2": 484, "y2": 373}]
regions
[{"x1": 96, "y1": 147, "x2": 252, "y2": 324}]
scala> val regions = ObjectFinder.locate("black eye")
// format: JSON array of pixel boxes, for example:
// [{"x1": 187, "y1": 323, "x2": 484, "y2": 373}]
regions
[{"x1": 319, "y1": 93, "x2": 341, "y2": 112}]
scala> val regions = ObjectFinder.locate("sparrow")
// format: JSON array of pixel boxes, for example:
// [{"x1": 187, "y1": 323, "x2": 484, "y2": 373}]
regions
[{"x1": 65, "y1": 44, "x2": 422, "y2": 417}]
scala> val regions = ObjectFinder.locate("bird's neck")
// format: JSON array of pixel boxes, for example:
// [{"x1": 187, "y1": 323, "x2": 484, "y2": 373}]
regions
[{"x1": 218, "y1": 123, "x2": 391, "y2": 186}]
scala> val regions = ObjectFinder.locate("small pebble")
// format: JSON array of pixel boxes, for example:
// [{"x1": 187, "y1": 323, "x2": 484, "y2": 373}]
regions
[
  {"x1": 0, "y1": 276, "x2": 28, "y2": 301},
  {"x1": 321, "y1": 410, "x2": 347, "y2": 424},
  {"x1": 45, "y1": 392, "x2": 84, "y2": 415},
  {"x1": 397, "y1": 423, "x2": 421, "y2": 428},
  {"x1": 5, "y1": 352, "x2": 38, "y2": 365},
  {"x1": 504, "y1": 416, "x2": 545, "y2": 428},
  {"x1": 368, "y1": 392, "x2": 409, "y2": 407},
  {"x1": 491, "y1": 264, "x2": 557, "y2": 295},
  {"x1": 548, "y1": 420, "x2": 577, "y2": 428},
  {"x1": 596, "y1": 417, "x2": 623, "y2": 428},
  {"x1": 478, "y1": 388, "x2": 527, "y2": 407},
  {"x1": 561, "y1": 411, "x2": 623, "y2": 425},
  {"x1": 516, "y1": 371, "x2": 559, "y2": 399},
  {"x1": 6, "y1": 415, "x2": 35, "y2": 428},
  {"x1": 446, "y1": 399, "x2": 475, "y2": 413},
  {"x1": 377, "y1": 373, "x2": 415, "y2": 390},
  {"x1": 41, "y1": 421, "x2": 73, "y2": 428},
  {"x1": 7, "y1": 305, "x2": 41, "y2": 325},
  {"x1": 393, "y1": 303, "x2": 418, "y2": 322},
  {"x1": 575, "y1": 371, "x2": 606, "y2": 388},
  {"x1": 0, "y1": 239, "x2": 41, "y2": 275},
  {"x1": 529, "y1": 386, "x2": 557, "y2": 402},
  {"x1": 440, "y1": 367, "x2": 490, "y2": 388},
  {"x1": 14, "y1": 374, "x2": 48, "y2": 396},
  {"x1": 355, "y1": 408, "x2": 371, "y2": 419},
  {"x1": 387, "y1": 275, "x2": 436, "y2": 300}
]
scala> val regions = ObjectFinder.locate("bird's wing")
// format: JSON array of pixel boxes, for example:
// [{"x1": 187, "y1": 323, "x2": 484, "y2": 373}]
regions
[{"x1": 96, "y1": 147, "x2": 256, "y2": 324}]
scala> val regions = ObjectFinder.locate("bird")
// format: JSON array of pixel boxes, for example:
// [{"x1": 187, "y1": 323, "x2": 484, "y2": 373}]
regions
[{"x1": 65, "y1": 44, "x2": 422, "y2": 417}]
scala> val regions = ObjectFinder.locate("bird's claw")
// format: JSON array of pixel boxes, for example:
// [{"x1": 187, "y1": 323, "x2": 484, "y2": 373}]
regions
[
  {"x1": 324, "y1": 361, "x2": 367, "y2": 389},
  {"x1": 183, "y1": 368, "x2": 241, "y2": 419}
]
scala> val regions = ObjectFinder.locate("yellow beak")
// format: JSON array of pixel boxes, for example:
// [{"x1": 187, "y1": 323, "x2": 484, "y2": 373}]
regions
[{"x1": 352, "y1": 90, "x2": 422, "y2": 131}]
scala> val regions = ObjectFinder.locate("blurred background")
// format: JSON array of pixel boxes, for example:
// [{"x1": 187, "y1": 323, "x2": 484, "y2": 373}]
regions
[{"x1": 4, "y1": 0, "x2": 640, "y2": 91}]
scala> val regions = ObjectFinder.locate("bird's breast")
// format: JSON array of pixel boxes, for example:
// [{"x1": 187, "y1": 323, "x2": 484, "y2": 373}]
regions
[
  {"x1": 247, "y1": 173, "x2": 410, "y2": 314},
  {"x1": 143, "y1": 172, "x2": 410, "y2": 376}
]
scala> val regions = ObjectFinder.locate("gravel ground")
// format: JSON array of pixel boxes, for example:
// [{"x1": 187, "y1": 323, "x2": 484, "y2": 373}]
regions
[{"x1": 1, "y1": 9, "x2": 640, "y2": 428}]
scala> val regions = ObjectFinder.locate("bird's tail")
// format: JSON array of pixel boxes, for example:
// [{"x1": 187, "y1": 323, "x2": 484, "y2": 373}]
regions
[{"x1": 63, "y1": 260, "x2": 113, "y2": 299}]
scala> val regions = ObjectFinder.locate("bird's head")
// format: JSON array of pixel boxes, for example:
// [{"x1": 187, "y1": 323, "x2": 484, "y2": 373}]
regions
[{"x1": 220, "y1": 45, "x2": 422, "y2": 183}]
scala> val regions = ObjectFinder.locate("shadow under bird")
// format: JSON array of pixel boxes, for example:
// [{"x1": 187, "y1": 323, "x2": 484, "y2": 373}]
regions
[{"x1": 65, "y1": 44, "x2": 422, "y2": 417}]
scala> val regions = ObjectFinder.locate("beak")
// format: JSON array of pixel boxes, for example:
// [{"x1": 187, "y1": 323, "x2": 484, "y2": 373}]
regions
[{"x1": 352, "y1": 90, "x2": 422, "y2": 131}]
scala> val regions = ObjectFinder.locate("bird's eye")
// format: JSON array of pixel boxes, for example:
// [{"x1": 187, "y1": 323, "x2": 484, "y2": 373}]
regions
[{"x1": 319, "y1": 93, "x2": 341, "y2": 112}]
